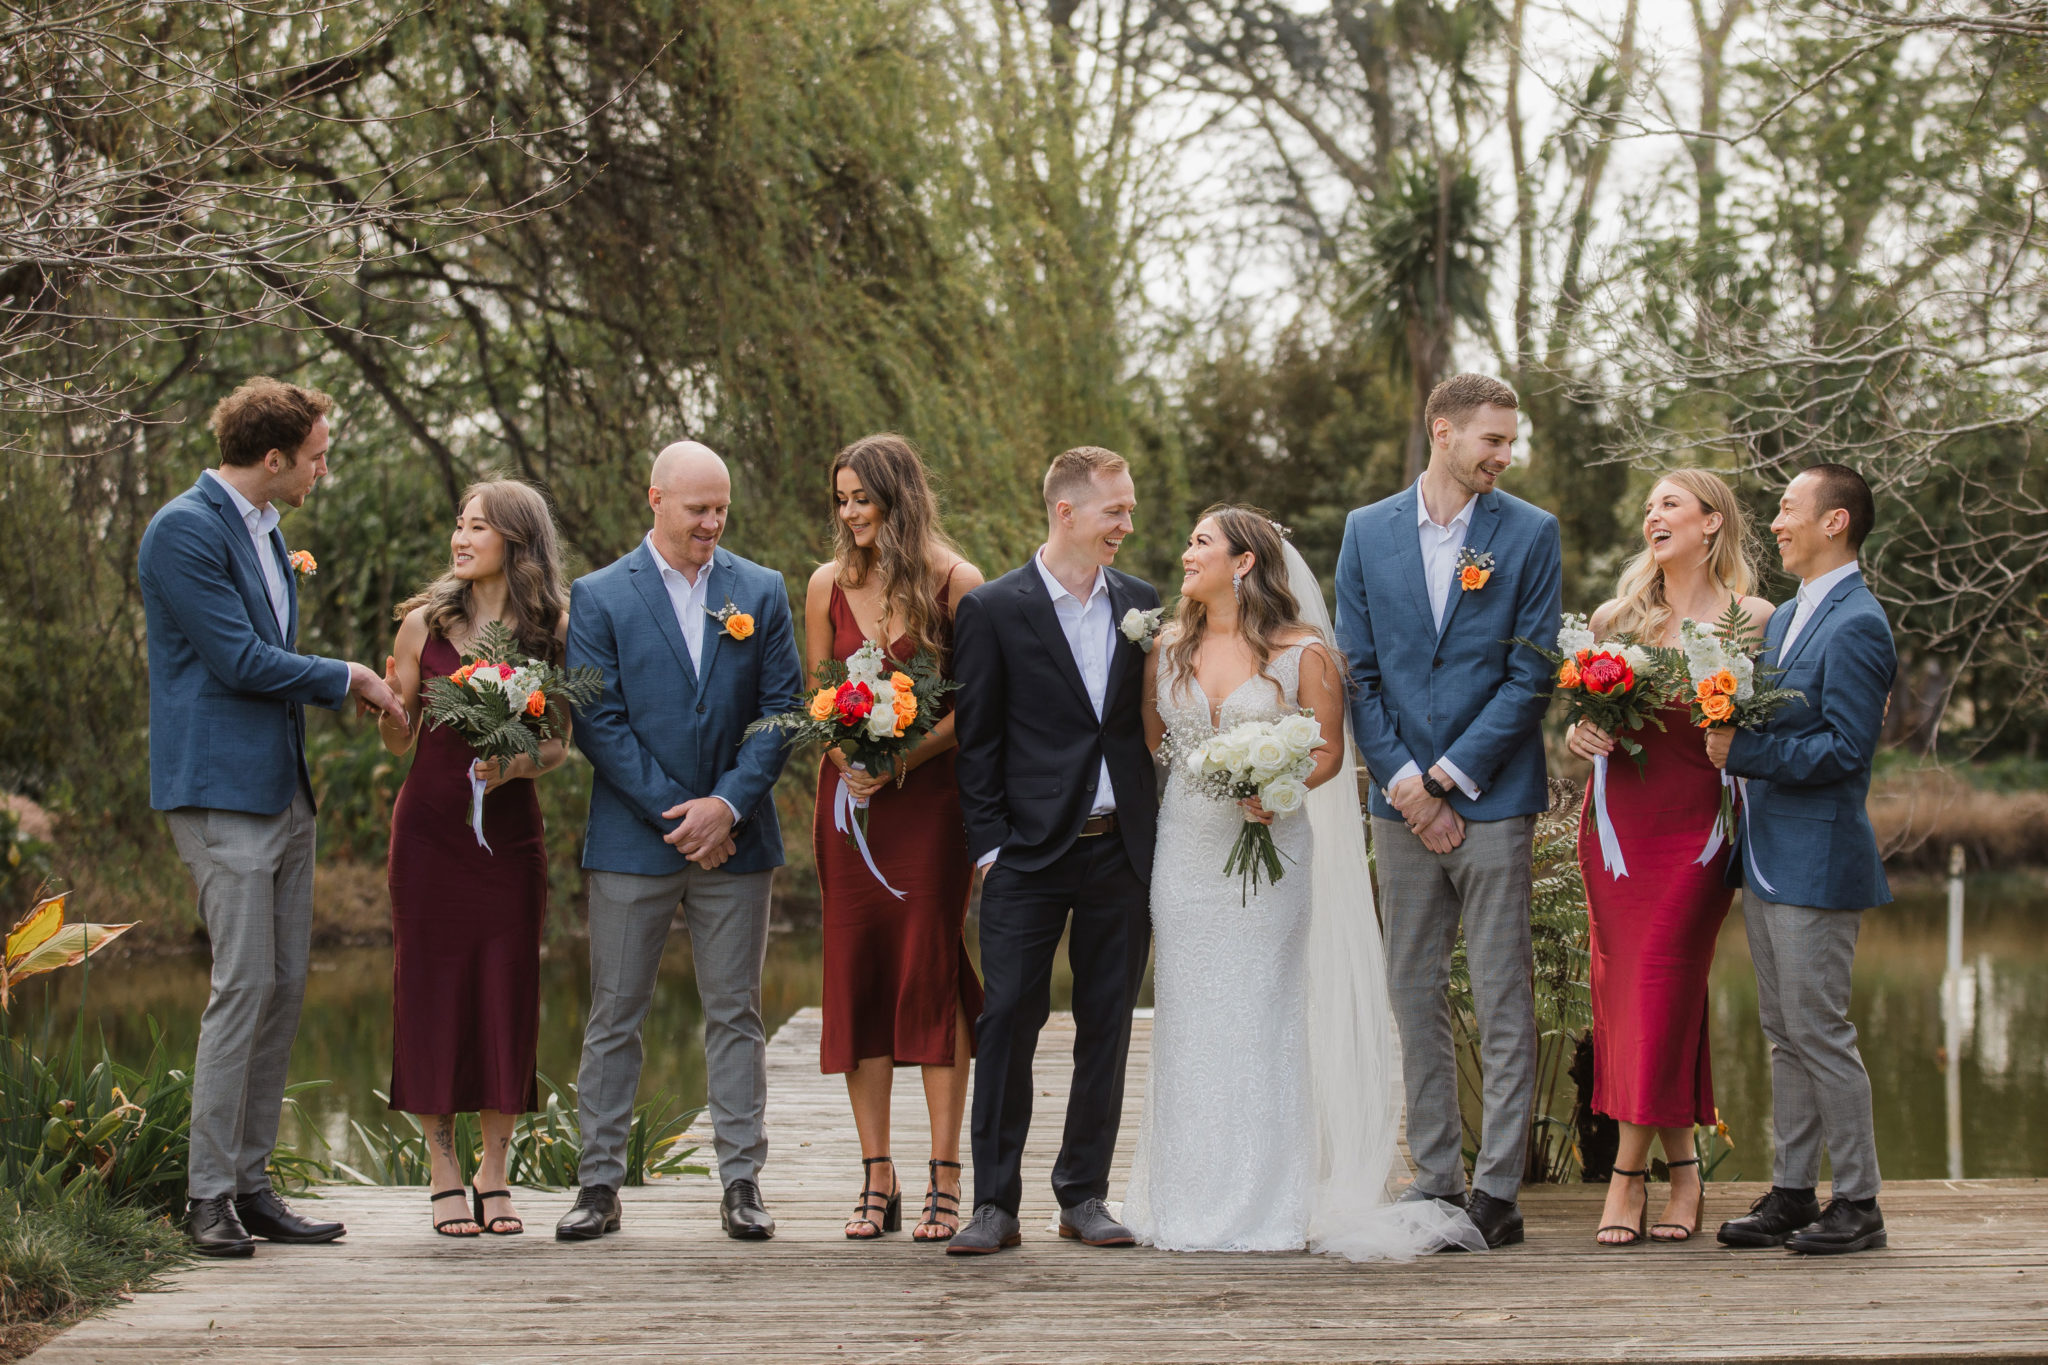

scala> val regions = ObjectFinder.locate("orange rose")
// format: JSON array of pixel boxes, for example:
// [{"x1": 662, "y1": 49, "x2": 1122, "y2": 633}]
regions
[
  {"x1": 889, "y1": 671, "x2": 915, "y2": 692},
  {"x1": 1700, "y1": 691, "x2": 1736, "y2": 724},
  {"x1": 451, "y1": 663, "x2": 477, "y2": 687},
  {"x1": 724, "y1": 612, "x2": 755, "y2": 641},
  {"x1": 288, "y1": 549, "x2": 317, "y2": 575},
  {"x1": 1557, "y1": 660, "x2": 1581, "y2": 689},
  {"x1": 1710, "y1": 669, "x2": 1738, "y2": 696},
  {"x1": 525, "y1": 689, "x2": 548, "y2": 717},
  {"x1": 807, "y1": 687, "x2": 836, "y2": 722},
  {"x1": 1459, "y1": 565, "x2": 1491, "y2": 592}
]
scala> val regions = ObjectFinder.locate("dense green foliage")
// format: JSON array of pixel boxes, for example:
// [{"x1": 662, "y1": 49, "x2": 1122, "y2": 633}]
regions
[{"x1": 0, "y1": 1193, "x2": 190, "y2": 1342}]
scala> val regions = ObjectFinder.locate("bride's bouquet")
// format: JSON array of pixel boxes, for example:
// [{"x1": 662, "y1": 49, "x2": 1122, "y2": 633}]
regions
[
  {"x1": 420, "y1": 621, "x2": 603, "y2": 850},
  {"x1": 1679, "y1": 602, "x2": 1805, "y2": 852},
  {"x1": 743, "y1": 640, "x2": 957, "y2": 898},
  {"x1": 1179, "y1": 711, "x2": 1325, "y2": 905}
]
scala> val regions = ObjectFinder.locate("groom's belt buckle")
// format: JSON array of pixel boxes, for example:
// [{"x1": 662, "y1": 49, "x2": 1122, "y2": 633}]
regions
[{"x1": 1078, "y1": 813, "x2": 1119, "y2": 838}]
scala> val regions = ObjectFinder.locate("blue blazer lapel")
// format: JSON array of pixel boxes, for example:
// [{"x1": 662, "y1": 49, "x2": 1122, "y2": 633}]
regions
[
  {"x1": 1759, "y1": 595, "x2": 1794, "y2": 667},
  {"x1": 697, "y1": 551, "x2": 734, "y2": 685},
  {"x1": 197, "y1": 476, "x2": 284, "y2": 647},
  {"x1": 627, "y1": 541, "x2": 699, "y2": 691},
  {"x1": 1017, "y1": 563, "x2": 1094, "y2": 714},
  {"x1": 1435, "y1": 494, "x2": 1499, "y2": 644},
  {"x1": 1780, "y1": 573, "x2": 1858, "y2": 668},
  {"x1": 1388, "y1": 487, "x2": 1435, "y2": 633}
]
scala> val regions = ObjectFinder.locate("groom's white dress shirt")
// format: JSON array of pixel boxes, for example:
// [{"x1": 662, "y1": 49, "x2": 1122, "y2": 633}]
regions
[
  {"x1": 646, "y1": 532, "x2": 737, "y2": 823},
  {"x1": 976, "y1": 548, "x2": 1117, "y2": 872},
  {"x1": 1386, "y1": 480, "x2": 1482, "y2": 802},
  {"x1": 1779, "y1": 559, "x2": 1861, "y2": 659},
  {"x1": 205, "y1": 470, "x2": 290, "y2": 641}
]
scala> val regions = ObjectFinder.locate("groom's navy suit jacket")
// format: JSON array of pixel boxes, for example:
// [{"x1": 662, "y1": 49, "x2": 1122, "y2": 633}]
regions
[
  {"x1": 567, "y1": 541, "x2": 803, "y2": 878},
  {"x1": 138, "y1": 474, "x2": 350, "y2": 815},
  {"x1": 1334, "y1": 485, "x2": 1563, "y2": 823},
  {"x1": 1726, "y1": 571, "x2": 1894, "y2": 911}
]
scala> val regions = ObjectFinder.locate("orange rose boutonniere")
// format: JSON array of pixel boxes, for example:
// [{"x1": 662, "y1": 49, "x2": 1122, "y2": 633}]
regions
[
  {"x1": 1454, "y1": 546, "x2": 1493, "y2": 592},
  {"x1": 288, "y1": 549, "x2": 317, "y2": 576},
  {"x1": 706, "y1": 598, "x2": 755, "y2": 641}
]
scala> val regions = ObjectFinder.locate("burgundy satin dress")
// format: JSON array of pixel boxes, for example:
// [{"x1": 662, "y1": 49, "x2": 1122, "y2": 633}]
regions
[
  {"x1": 814, "y1": 582, "x2": 983, "y2": 1075},
  {"x1": 387, "y1": 633, "x2": 546, "y2": 1115},
  {"x1": 1578, "y1": 699, "x2": 1734, "y2": 1128}
]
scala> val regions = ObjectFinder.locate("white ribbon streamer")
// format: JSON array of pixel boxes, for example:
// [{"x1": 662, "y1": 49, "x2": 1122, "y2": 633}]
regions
[
  {"x1": 1695, "y1": 772, "x2": 1735, "y2": 865},
  {"x1": 467, "y1": 760, "x2": 493, "y2": 853},
  {"x1": 1736, "y1": 776, "x2": 1778, "y2": 896},
  {"x1": 1590, "y1": 753, "x2": 1628, "y2": 878},
  {"x1": 833, "y1": 771, "x2": 905, "y2": 901}
]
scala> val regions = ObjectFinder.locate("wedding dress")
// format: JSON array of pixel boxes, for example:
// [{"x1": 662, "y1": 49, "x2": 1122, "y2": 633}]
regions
[{"x1": 1123, "y1": 542, "x2": 1484, "y2": 1259}]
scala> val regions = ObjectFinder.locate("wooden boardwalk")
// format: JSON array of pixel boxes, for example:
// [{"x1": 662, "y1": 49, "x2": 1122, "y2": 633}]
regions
[{"x1": 32, "y1": 1009, "x2": 2048, "y2": 1363}]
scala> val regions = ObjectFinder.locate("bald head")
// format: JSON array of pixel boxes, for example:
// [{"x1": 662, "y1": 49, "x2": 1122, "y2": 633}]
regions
[{"x1": 648, "y1": 440, "x2": 731, "y2": 575}]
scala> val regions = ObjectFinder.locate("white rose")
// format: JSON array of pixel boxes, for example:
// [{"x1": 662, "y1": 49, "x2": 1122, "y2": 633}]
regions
[
  {"x1": 1262, "y1": 777, "x2": 1308, "y2": 815},
  {"x1": 1121, "y1": 608, "x2": 1148, "y2": 642},
  {"x1": 1618, "y1": 644, "x2": 1651, "y2": 671},
  {"x1": 1247, "y1": 732, "x2": 1290, "y2": 773},
  {"x1": 1275, "y1": 712, "x2": 1321, "y2": 752}
]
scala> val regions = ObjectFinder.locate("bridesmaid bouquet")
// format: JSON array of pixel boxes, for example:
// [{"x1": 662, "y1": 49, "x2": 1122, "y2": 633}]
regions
[
  {"x1": 744, "y1": 640, "x2": 958, "y2": 897},
  {"x1": 1679, "y1": 603, "x2": 1806, "y2": 854},
  {"x1": 1179, "y1": 712, "x2": 1325, "y2": 905},
  {"x1": 420, "y1": 621, "x2": 602, "y2": 850}
]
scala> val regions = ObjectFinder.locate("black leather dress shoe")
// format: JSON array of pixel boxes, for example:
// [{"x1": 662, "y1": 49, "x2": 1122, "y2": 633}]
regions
[
  {"x1": 945, "y1": 1204, "x2": 1022, "y2": 1256},
  {"x1": 1716, "y1": 1186, "x2": 1822, "y2": 1248},
  {"x1": 1464, "y1": 1191, "x2": 1525, "y2": 1249},
  {"x1": 186, "y1": 1194, "x2": 256, "y2": 1258},
  {"x1": 1786, "y1": 1198, "x2": 1886, "y2": 1255},
  {"x1": 555, "y1": 1184, "x2": 621, "y2": 1241},
  {"x1": 720, "y1": 1179, "x2": 775, "y2": 1240},
  {"x1": 235, "y1": 1188, "x2": 344, "y2": 1243}
]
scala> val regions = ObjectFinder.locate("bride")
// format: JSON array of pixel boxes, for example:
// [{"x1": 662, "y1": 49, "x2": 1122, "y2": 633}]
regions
[{"x1": 1124, "y1": 505, "x2": 1481, "y2": 1258}]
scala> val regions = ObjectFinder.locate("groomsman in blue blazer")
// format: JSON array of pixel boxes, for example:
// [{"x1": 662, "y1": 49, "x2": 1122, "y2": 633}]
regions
[
  {"x1": 1334, "y1": 374, "x2": 1563, "y2": 1250},
  {"x1": 1709, "y1": 463, "x2": 1895, "y2": 1256},
  {"x1": 555, "y1": 441, "x2": 803, "y2": 1244},
  {"x1": 138, "y1": 378, "x2": 408, "y2": 1257}
]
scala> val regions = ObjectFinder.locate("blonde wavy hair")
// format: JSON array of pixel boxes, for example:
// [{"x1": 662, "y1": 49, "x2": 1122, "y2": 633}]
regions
[{"x1": 1604, "y1": 469, "x2": 1759, "y2": 643}]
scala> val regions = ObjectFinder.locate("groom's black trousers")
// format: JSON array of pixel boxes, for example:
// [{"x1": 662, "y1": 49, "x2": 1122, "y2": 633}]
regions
[{"x1": 970, "y1": 832, "x2": 1150, "y2": 1218}]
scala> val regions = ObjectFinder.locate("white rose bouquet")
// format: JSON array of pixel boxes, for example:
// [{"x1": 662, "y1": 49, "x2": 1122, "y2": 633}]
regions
[{"x1": 1179, "y1": 710, "x2": 1325, "y2": 904}]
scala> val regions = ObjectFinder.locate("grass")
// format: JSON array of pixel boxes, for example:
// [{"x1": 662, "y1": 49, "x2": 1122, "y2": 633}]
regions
[
  {"x1": 0, "y1": 1193, "x2": 190, "y2": 1362},
  {"x1": 1868, "y1": 765, "x2": 2048, "y2": 872}
]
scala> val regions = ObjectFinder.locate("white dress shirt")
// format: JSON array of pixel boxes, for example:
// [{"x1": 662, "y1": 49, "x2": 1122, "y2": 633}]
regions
[
  {"x1": 205, "y1": 469, "x2": 289, "y2": 640},
  {"x1": 1387, "y1": 481, "x2": 1482, "y2": 802},
  {"x1": 646, "y1": 534, "x2": 738, "y2": 823},
  {"x1": 1779, "y1": 559, "x2": 1861, "y2": 660}
]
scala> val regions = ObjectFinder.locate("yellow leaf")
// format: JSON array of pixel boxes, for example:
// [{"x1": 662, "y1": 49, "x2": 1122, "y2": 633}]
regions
[
  {"x1": 11, "y1": 921, "x2": 135, "y2": 978},
  {"x1": 5, "y1": 894, "x2": 66, "y2": 967}
]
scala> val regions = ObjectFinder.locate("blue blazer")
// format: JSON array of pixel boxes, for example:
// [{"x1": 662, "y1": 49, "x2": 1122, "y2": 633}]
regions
[
  {"x1": 1335, "y1": 485, "x2": 1563, "y2": 823},
  {"x1": 568, "y1": 541, "x2": 803, "y2": 877},
  {"x1": 138, "y1": 475, "x2": 351, "y2": 815},
  {"x1": 1726, "y1": 571, "x2": 1895, "y2": 911}
]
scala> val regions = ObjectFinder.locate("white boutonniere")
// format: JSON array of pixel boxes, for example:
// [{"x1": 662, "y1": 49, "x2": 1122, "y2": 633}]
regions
[
  {"x1": 1120, "y1": 606, "x2": 1167, "y2": 653},
  {"x1": 1455, "y1": 547, "x2": 1494, "y2": 592}
]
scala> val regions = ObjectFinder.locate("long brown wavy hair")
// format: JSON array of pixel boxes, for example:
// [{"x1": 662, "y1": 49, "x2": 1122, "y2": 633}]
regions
[
  {"x1": 1605, "y1": 469, "x2": 1761, "y2": 643},
  {"x1": 1159, "y1": 504, "x2": 1317, "y2": 706},
  {"x1": 829, "y1": 433, "x2": 962, "y2": 663},
  {"x1": 398, "y1": 478, "x2": 568, "y2": 662}
]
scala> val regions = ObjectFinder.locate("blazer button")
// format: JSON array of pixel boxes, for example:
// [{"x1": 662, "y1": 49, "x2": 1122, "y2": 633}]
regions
[
  {"x1": 1432, "y1": 657, "x2": 1442, "y2": 669},
  {"x1": 696, "y1": 703, "x2": 707, "y2": 714}
]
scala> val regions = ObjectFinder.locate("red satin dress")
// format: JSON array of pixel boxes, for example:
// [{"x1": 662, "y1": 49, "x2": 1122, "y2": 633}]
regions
[
  {"x1": 814, "y1": 582, "x2": 983, "y2": 1074},
  {"x1": 1578, "y1": 699, "x2": 1733, "y2": 1128},
  {"x1": 387, "y1": 633, "x2": 547, "y2": 1115}
]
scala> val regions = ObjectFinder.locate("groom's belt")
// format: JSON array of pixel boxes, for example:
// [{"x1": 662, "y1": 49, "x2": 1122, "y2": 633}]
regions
[{"x1": 1077, "y1": 813, "x2": 1119, "y2": 838}]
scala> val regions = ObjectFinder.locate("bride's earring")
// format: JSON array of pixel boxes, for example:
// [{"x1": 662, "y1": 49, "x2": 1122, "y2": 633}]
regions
[{"x1": 1232, "y1": 569, "x2": 1245, "y2": 601}]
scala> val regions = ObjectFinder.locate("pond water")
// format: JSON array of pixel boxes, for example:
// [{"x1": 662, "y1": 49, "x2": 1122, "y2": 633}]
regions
[{"x1": 20, "y1": 874, "x2": 2047, "y2": 1182}]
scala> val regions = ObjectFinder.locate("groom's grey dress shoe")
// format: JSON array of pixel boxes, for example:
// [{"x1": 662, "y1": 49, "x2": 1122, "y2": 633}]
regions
[
  {"x1": 1397, "y1": 1183, "x2": 1468, "y2": 1210},
  {"x1": 555, "y1": 1184, "x2": 621, "y2": 1241},
  {"x1": 1058, "y1": 1198, "x2": 1136, "y2": 1246},
  {"x1": 1463, "y1": 1191, "x2": 1525, "y2": 1248},
  {"x1": 720, "y1": 1178, "x2": 775, "y2": 1239},
  {"x1": 946, "y1": 1204, "x2": 1022, "y2": 1256}
]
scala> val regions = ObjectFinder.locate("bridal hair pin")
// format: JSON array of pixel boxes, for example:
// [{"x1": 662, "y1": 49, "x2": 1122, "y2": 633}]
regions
[{"x1": 1269, "y1": 519, "x2": 1293, "y2": 539}]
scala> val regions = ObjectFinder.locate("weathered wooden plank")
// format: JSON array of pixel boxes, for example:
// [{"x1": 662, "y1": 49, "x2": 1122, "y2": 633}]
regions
[{"x1": 29, "y1": 1008, "x2": 2048, "y2": 1364}]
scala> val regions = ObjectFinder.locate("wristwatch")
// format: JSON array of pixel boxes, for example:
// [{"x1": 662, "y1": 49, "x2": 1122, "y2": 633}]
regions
[{"x1": 1421, "y1": 774, "x2": 1452, "y2": 800}]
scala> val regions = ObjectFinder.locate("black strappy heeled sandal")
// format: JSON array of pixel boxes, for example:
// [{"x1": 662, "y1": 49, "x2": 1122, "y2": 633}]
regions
[
  {"x1": 431, "y1": 1188, "x2": 480, "y2": 1237},
  {"x1": 471, "y1": 1188, "x2": 524, "y2": 1236},
  {"x1": 1597, "y1": 1167, "x2": 1648, "y2": 1247},
  {"x1": 914, "y1": 1158, "x2": 962, "y2": 1243},
  {"x1": 845, "y1": 1156, "x2": 900, "y2": 1240},
  {"x1": 1650, "y1": 1157, "x2": 1703, "y2": 1242}
]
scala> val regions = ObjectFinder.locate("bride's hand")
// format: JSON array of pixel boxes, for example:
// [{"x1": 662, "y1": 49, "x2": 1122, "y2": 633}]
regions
[
  {"x1": 1239, "y1": 796, "x2": 1276, "y2": 827},
  {"x1": 1566, "y1": 720, "x2": 1616, "y2": 761}
]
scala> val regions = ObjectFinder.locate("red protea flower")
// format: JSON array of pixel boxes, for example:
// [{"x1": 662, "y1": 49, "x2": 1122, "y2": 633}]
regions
[
  {"x1": 1579, "y1": 651, "x2": 1635, "y2": 696},
  {"x1": 832, "y1": 681, "x2": 875, "y2": 723}
]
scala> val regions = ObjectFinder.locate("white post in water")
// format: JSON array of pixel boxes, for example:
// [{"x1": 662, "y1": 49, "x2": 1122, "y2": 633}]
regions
[{"x1": 1943, "y1": 843, "x2": 1966, "y2": 1181}]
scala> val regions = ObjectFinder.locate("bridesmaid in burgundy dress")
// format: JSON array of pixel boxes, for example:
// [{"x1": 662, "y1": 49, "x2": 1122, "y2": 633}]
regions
[
  {"x1": 804, "y1": 434, "x2": 985, "y2": 1242},
  {"x1": 1568, "y1": 469, "x2": 1775, "y2": 1247},
  {"x1": 378, "y1": 479, "x2": 571, "y2": 1239}
]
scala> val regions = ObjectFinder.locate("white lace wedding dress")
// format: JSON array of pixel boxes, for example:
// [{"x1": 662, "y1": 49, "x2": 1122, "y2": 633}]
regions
[{"x1": 1123, "y1": 545, "x2": 1484, "y2": 1259}]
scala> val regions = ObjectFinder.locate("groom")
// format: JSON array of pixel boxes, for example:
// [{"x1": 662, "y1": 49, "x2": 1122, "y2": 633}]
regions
[
  {"x1": 948, "y1": 445, "x2": 1160, "y2": 1256},
  {"x1": 555, "y1": 440, "x2": 802, "y2": 1243},
  {"x1": 1334, "y1": 374, "x2": 1562, "y2": 1250},
  {"x1": 1708, "y1": 463, "x2": 1894, "y2": 1255}
]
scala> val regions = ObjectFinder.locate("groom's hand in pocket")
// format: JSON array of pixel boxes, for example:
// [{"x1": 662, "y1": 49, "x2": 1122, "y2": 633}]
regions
[{"x1": 663, "y1": 795, "x2": 736, "y2": 860}]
